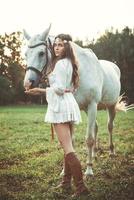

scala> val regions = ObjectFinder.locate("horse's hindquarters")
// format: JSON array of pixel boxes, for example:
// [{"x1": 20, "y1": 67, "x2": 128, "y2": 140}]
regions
[{"x1": 100, "y1": 60, "x2": 121, "y2": 105}]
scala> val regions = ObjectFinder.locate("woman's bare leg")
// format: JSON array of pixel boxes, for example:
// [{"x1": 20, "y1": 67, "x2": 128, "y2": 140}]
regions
[
  {"x1": 55, "y1": 123, "x2": 74, "y2": 176},
  {"x1": 53, "y1": 122, "x2": 73, "y2": 190},
  {"x1": 53, "y1": 122, "x2": 88, "y2": 197},
  {"x1": 54, "y1": 122, "x2": 74, "y2": 154}
]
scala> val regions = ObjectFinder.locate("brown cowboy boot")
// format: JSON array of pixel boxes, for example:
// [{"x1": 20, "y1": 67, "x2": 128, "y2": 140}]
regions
[
  {"x1": 65, "y1": 152, "x2": 89, "y2": 197},
  {"x1": 61, "y1": 156, "x2": 72, "y2": 190},
  {"x1": 55, "y1": 156, "x2": 72, "y2": 193}
]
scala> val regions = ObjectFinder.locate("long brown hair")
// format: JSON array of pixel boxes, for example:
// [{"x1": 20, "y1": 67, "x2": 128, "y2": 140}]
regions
[{"x1": 50, "y1": 34, "x2": 79, "y2": 89}]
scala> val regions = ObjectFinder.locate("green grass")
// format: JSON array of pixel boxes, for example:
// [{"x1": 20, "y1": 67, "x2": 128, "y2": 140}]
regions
[{"x1": 0, "y1": 105, "x2": 134, "y2": 200}]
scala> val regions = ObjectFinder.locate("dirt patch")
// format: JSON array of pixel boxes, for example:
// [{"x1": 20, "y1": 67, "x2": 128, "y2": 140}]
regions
[{"x1": 0, "y1": 159, "x2": 22, "y2": 169}]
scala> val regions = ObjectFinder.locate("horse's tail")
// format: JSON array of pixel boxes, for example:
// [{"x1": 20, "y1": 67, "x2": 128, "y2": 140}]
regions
[{"x1": 115, "y1": 93, "x2": 134, "y2": 112}]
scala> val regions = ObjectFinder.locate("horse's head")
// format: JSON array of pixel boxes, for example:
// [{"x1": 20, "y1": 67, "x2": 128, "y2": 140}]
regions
[{"x1": 23, "y1": 25, "x2": 52, "y2": 90}]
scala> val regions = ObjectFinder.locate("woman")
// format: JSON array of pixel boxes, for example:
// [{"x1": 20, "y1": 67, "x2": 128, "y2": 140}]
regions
[{"x1": 25, "y1": 34, "x2": 88, "y2": 197}]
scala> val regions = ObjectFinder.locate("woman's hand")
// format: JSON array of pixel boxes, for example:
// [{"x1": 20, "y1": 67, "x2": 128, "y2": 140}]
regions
[
  {"x1": 25, "y1": 88, "x2": 46, "y2": 95},
  {"x1": 64, "y1": 88, "x2": 75, "y2": 93}
]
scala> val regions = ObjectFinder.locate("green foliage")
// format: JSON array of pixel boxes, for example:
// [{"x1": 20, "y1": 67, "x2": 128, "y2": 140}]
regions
[
  {"x1": 0, "y1": 32, "x2": 24, "y2": 74},
  {"x1": 84, "y1": 27, "x2": 134, "y2": 103},
  {"x1": 0, "y1": 106, "x2": 134, "y2": 200},
  {"x1": 0, "y1": 32, "x2": 25, "y2": 104},
  {"x1": 74, "y1": 39, "x2": 83, "y2": 47},
  {"x1": 8, "y1": 63, "x2": 25, "y2": 102},
  {"x1": 0, "y1": 76, "x2": 16, "y2": 104}
]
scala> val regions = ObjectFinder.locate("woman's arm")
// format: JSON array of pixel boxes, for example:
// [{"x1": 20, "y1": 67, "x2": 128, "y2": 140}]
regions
[
  {"x1": 25, "y1": 60, "x2": 68, "y2": 96},
  {"x1": 25, "y1": 88, "x2": 46, "y2": 95},
  {"x1": 52, "y1": 60, "x2": 67, "y2": 95}
]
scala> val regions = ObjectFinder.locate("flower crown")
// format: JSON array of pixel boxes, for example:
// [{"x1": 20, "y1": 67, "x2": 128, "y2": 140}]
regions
[
  {"x1": 55, "y1": 38, "x2": 70, "y2": 43},
  {"x1": 63, "y1": 40, "x2": 68, "y2": 43}
]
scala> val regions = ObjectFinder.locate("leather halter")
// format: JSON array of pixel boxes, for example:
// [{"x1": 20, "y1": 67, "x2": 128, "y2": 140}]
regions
[{"x1": 26, "y1": 39, "x2": 52, "y2": 77}]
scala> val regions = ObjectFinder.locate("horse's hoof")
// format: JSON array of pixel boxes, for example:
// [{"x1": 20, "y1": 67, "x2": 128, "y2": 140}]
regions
[
  {"x1": 84, "y1": 169, "x2": 94, "y2": 178},
  {"x1": 84, "y1": 173, "x2": 94, "y2": 181}
]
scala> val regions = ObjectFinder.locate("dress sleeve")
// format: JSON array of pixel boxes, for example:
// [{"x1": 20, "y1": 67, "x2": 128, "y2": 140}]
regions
[
  {"x1": 51, "y1": 60, "x2": 67, "y2": 95},
  {"x1": 45, "y1": 60, "x2": 67, "y2": 112}
]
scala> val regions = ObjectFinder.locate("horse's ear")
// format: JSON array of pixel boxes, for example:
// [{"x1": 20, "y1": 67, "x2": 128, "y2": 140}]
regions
[
  {"x1": 40, "y1": 24, "x2": 51, "y2": 41},
  {"x1": 23, "y1": 29, "x2": 31, "y2": 40}
]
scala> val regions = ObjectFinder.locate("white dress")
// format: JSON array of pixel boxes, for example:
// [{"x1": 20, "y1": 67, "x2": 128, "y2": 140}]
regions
[{"x1": 45, "y1": 58, "x2": 81, "y2": 124}]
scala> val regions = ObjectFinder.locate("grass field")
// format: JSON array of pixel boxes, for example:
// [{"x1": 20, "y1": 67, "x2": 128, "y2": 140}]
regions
[{"x1": 0, "y1": 105, "x2": 134, "y2": 200}]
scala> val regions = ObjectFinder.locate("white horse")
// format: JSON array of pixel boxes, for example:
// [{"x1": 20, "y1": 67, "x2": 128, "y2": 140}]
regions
[{"x1": 23, "y1": 25, "x2": 126, "y2": 176}]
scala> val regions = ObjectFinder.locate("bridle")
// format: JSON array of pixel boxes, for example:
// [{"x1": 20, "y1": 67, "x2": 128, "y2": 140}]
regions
[{"x1": 26, "y1": 38, "x2": 53, "y2": 79}]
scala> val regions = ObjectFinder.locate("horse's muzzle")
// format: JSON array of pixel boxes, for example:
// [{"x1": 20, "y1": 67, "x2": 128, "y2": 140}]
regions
[{"x1": 24, "y1": 79, "x2": 34, "y2": 90}]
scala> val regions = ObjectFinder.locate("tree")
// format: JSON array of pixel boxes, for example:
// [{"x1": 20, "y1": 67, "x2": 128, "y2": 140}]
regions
[
  {"x1": 0, "y1": 76, "x2": 15, "y2": 105},
  {"x1": 85, "y1": 27, "x2": 134, "y2": 103},
  {"x1": 0, "y1": 32, "x2": 25, "y2": 104}
]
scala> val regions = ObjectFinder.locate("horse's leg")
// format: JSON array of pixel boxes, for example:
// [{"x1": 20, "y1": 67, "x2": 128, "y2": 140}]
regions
[
  {"x1": 107, "y1": 105, "x2": 116, "y2": 155},
  {"x1": 85, "y1": 101, "x2": 97, "y2": 176},
  {"x1": 92, "y1": 120, "x2": 98, "y2": 159}
]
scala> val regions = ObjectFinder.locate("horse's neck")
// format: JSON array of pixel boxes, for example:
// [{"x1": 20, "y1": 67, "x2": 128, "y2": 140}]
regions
[{"x1": 71, "y1": 42, "x2": 83, "y2": 52}]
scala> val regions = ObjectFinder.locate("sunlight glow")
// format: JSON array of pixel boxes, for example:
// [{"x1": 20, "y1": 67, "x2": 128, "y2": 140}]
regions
[{"x1": 0, "y1": 0, "x2": 134, "y2": 41}]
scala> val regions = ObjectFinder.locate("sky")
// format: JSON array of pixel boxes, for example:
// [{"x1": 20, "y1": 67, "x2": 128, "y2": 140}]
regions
[{"x1": 0, "y1": 0, "x2": 134, "y2": 41}]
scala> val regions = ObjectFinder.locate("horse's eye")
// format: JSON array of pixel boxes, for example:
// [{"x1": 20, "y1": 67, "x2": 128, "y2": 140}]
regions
[{"x1": 39, "y1": 51, "x2": 44, "y2": 56}]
